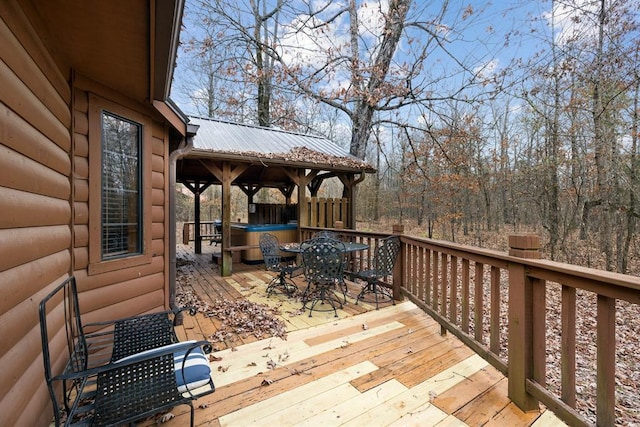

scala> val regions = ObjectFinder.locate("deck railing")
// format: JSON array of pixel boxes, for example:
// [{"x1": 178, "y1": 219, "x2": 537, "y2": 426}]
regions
[
  {"x1": 182, "y1": 221, "x2": 220, "y2": 244},
  {"x1": 301, "y1": 226, "x2": 640, "y2": 427}
]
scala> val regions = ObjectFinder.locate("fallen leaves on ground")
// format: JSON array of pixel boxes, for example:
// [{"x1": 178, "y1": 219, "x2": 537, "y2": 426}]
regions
[
  {"x1": 175, "y1": 273, "x2": 288, "y2": 345},
  {"x1": 278, "y1": 351, "x2": 290, "y2": 362},
  {"x1": 206, "y1": 298, "x2": 288, "y2": 343}
]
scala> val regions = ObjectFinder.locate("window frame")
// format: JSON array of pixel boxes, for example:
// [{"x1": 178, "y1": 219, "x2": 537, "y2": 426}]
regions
[{"x1": 88, "y1": 95, "x2": 152, "y2": 275}]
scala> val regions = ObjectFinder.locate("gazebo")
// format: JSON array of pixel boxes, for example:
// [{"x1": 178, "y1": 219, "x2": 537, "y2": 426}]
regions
[{"x1": 175, "y1": 117, "x2": 375, "y2": 275}]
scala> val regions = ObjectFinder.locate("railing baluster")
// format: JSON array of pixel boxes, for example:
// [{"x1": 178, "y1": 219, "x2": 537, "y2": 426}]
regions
[
  {"x1": 532, "y1": 278, "x2": 546, "y2": 386},
  {"x1": 462, "y1": 259, "x2": 470, "y2": 333},
  {"x1": 561, "y1": 284, "x2": 575, "y2": 407},
  {"x1": 490, "y1": 266, "x2": 500, "y2": 354},
  {"x1": 596, "y1": 295, "x2": 615, "y2": 426},
  {"x1": 404, "y1": 243, "x2": 411, "y2": 294},
  {"x1": 474, "y1": 262, "x2": 484, "y2": 343},
  {"x1": 411, "y1": 242, "x2": 422, "y2": 293},
  {"x1": 441, "y1": 253, "x2": 448, "y2": 318},
  {"x1": 432, "y1": 251, "x2": 439, "y2": 311},
  {"x1": 425, "y1": 249, "x2": 431, "y2": 305},
  {"x1": 409, "y1": 242, "x2": 414, "y2": 293},
  {"x1": 400, "y1": 240, "x2": 407, "y2": 291},
  {"x1": 450, "y1": 256, "x2": 458, "y2": 325},
  {"x1": 418, "y1": 246, "x2": 425, "y2": 302}
]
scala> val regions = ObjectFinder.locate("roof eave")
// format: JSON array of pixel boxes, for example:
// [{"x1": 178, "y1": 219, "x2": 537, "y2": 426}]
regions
[
  {"x1": 153, "y1": 0, "x2": 184, "y2": 101},
  {"x1": 188, "y1": 149, "x2": 376, "y2": 174}
]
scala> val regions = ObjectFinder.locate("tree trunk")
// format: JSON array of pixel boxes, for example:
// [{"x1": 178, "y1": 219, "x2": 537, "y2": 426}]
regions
[
  {"x1": 619, "y1": 79, "x2": 639, "y2": 273},
  {"x1": 568, "y1": 78, "x2": 584, "y2": 234},
  {"x1": 250, "y1": 0, "x2": 283, "y2": 127},
  {"x1": 348, "y1": 0, "x2": 410, "y2": 159},
  {"x1": 254, "y1": 14, "x2": 270, "y2": 126},
  {"x1": 593, "y1": 0, "x2": 613, "y2": 270},
  {"x1": 373, "y1": 126, "x2": 381, "y2": 221}
]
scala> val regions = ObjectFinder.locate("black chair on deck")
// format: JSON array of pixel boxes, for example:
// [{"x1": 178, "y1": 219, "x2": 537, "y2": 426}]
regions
[
  {"x1": 39, "y1": 276, "x2": 215, "y2": 427},
  {"x1": 259, "y1": 233, "x2": 301, "y2": 296},
  {"x1": 301, "y1": 238, "x2": 346, "y2": 317},
  {"x1": 308, "y1": 233, "x2": 350, "y2": 301},
  {"x1": 350, "y1": 235, "x2": 401, "y2": 309},
  {"x1": 209, "y1": 221, "x2": 222, "y2": 246}
]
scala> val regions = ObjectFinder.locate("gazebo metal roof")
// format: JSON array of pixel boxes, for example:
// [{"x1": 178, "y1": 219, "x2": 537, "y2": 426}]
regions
[
  {"x1": 187, "y1": 116, "x2": 374, "y2": 173},
  {"x1": 190, "y1": 117, "x2": 343, "y2": 156}
]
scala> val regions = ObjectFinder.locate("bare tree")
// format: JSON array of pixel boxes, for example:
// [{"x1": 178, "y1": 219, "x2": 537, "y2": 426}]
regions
[
  {"x1": 270, "y1": 1, "x2": 505, "y2": 159},
  {"x1": 573, "y1": 0, "x2": 639, "y2": 270},
  {"x1": 179, "y1": 0, "x2": 289, "y2": 126}
]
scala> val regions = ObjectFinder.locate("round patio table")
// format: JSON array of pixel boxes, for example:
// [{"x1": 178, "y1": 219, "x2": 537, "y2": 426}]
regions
[{"x1": 280, "y1": 240, "x2": 369, "y2": 317}]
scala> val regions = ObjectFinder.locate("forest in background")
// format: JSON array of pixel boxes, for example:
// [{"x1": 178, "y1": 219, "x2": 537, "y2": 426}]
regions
[{"x1": 172, "y1": 0, "x2": 640, "y2": 274}]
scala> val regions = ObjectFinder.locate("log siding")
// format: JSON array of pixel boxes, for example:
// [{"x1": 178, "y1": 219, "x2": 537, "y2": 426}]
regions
[
  {"x1": 0, "y1": 2, "x2": 174, "y2": 425},
  {"x1": 0, "y1": 4, "x2": 72, "y2": 426}
]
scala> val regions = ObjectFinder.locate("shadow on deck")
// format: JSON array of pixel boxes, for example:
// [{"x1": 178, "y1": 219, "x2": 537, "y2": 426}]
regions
[{"x1": 147, "y1": 243, "x2": 564, "y2": 426}]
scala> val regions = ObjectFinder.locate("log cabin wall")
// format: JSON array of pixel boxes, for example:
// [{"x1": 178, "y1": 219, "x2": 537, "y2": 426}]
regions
[
  {"x1": 0, "y1": 3, "x2": 171, "y2": 425},
  {"x1": 0, "y1": 4, "x2": 73, "y2": 426}
]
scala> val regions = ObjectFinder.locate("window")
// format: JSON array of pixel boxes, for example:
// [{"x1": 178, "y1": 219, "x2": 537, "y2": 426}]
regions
[
  {"x1": 88, "y1": 95, "x2": 152, "y2": 275},
  {"x1": 101, "y1": 112, "x2": 142, "y2": 259}
]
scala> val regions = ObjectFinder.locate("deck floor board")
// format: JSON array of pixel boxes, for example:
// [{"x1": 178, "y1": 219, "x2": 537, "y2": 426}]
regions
[{"x1": 142, "y1": 243, "x2": 566, "y2": 426}]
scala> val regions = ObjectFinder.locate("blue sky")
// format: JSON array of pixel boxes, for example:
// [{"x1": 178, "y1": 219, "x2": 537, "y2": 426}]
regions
[
  {"x1": 169, "y1": 0, "x2": 635, "y2": 151},
  {"x1": 170, "y1": 1, "x2": 556, "y2": 113}
]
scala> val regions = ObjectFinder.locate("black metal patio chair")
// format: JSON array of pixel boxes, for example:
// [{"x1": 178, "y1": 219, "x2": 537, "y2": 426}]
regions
[
  {"x1": 349, "y1": 235, "x2": 401, "y2": 309},
  {"x1": 308, "y1": 233, "x2": 352, "y2": 301},
  {"x1": 209, "y1": 221, "x2": 222, "y2": 246},
  {"x1": 311, "y1": 230, "x2": 339, "y2": 240},
  {"x1": 259, "y1": 233, "x2": 301, "y2": 296},
  {"x1": 39, "y1": 276, "x2": 215, "y2": 427},
  {"x1": 301, "y1": 238, "x2": 347, "y2": 317}
]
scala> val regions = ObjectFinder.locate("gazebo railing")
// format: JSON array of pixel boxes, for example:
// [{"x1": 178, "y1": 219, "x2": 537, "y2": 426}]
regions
[{"x1": 182, "y1": 221, "x2": 219, "y2": 244}]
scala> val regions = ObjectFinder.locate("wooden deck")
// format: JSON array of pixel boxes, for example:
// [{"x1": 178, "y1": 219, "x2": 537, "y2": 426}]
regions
[{"x1": 145, "y1": 244, "x2": 565, "y2": 426}]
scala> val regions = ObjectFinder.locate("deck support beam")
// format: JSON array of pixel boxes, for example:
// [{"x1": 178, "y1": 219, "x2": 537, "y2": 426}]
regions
[{"x1": 507, "y1": 234, "x2": 541, "y2": 412}]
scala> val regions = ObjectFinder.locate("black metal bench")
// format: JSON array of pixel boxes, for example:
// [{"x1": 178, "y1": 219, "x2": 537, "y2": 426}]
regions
[
  {"x1": 39, "y1": 276, "x2": 215, "y2": 426},
  {"x1": 201, "y1": 233, "x2": 222, "y2": 246},
  {"x1": 202, "y1": 222, "x2": 223, "y2": 246}
]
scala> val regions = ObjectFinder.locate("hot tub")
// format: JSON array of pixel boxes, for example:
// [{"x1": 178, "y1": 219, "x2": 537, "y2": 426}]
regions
[{"x1": 230, "y1": 223, "x2": 298, "y2": 263}]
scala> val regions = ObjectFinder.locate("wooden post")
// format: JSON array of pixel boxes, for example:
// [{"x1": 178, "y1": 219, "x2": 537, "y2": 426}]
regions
[
  {"x1": 294, "y1": 169, "x2": 317, "y2": 242},
  {"x1": 182, "y1": 223, "x2": 190, "y2": 245},
  {"x1": 392, "y1": 224, "x2": 404, "y2": 301},
  {"x1": 334, "y1": 220, "x2": 343, "y2": 229},
  {"x1": 508, "y1": 233, "x2": 541, "y2": 259},
  {"x1": 221, "y1": 165, "x2": 232, "y2": 276},
  {"x1": 507, "y1": 233, "x2": 540, "y2": 412},
  {"x1": 596, "y1": 295, "x2": 616, "y2": 426},
  {"x1": 194, "y1": 185, "x2": 202, "y2": 254}
]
